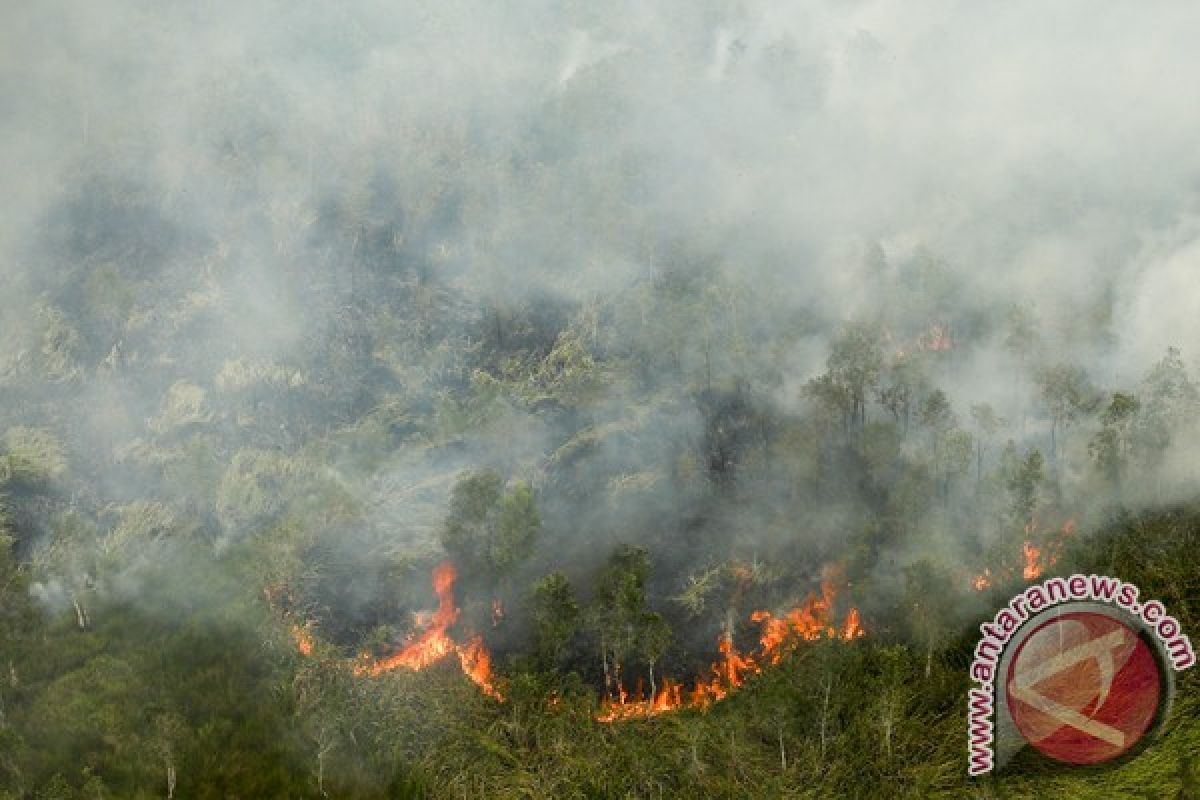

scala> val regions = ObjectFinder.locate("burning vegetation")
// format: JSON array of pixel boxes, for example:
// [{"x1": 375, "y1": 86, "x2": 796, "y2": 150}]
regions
[
  {"x1": 590, "y1": 563, "x2": 864, "y2": 723},
  {"x1": 351, "y1": 561, "x2": 502, "y2": 699},
  {"x1": 971, "y1": 518, "x2": 1078, "y2": 590},
  {"x1": 595, "y1": 583, "x2": 864, "y2": 723},
  {"x1": 286, "y1": 558, "x2": 863, "y2": 721}
]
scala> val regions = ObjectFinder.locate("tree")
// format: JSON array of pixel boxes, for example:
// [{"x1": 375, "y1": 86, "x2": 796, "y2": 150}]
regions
[
  {"x1": 902, "y1": 560, "x2": 958, "y2": 679},
  {"x1": 918, "y1": 389, "x2": 956, "y2": 461},
  {"x1": 493, "y1": 482, "x2": 541, "y2": 577},
  {"x1": 969, "y1": 403, "x2": 1003, "y2": 488},
  {"x1": 1000, "y1": 304, "x2": 1040, "y2": 432},
  {"x1": 1089, "y1": 393, "x2": 1139, "y2": 490},
  {"x1": 591, "y1": 545, "x2": 651, "y2": 700},
  {"x1": 532, "y1": 572, "x2": 580, "y2": 670},
  {"x1": 1034, "y1": 363, "x2": 1099, "y2": 469},
  {"x1": 637, "y1": 611, "x2": 672, "y2": 702},
  {"x1": 1134, "y1": 347, "x2": 1200, "y2": 486},
  {"x1": 440, "y1": 471, "x2": 541, "y2": 595},
  {"x1": 1006, "y1": 449, "x2": 1044, "y2": 529},
  {"x1": 0, "y1": 427, "x2": 67, "y2": 490},
  {"x1": 826, "y1": 323, "x2": 883, "y2": 430}
]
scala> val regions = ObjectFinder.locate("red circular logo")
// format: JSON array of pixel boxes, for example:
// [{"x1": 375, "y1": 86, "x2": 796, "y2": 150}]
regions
[{"x1": 1005, "y1": 611, "x2": 1163, "y2": 765}]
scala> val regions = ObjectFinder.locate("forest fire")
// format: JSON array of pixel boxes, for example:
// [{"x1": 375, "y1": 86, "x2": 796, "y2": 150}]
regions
[
  {"x1": 285, "y1": 561, "x2": 861, "y2": 721},
  {"x1": 352, "y1": 562, "x2": 502, "y2": 698},
  {"x1": 1022, "y1": 541, "x2": 1044, "y2": 580},
  {"x1": 596, "y1": 577, "x2": 864, "y2": 723},
  {"x1": 291, "y1": 623, "x2": 315, "y2": 657},
  {"x1": 971, "y1": 518, "x2": 1075, "y2": 589}
]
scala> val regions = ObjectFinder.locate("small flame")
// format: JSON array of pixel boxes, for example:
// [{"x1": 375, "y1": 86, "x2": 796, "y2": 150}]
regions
[
  {"x1": 841, "y1": 607, "x2": 864, "y2": 639},
  {"x1": 1022, "y1": 541, "x2": 1042, "y2": 580},
  {"x1": 291, "y1": 623, "x2": 315, "y2": 657},
  {"x1": 919, "y1": 323, "x2": 952, "y2": 352},
  {"x1": 972, "y1": 517, "x2": 1074, "y2": 590},
  {"x1": 972, "y1": 569, "x2": 992, "y2": 592}
]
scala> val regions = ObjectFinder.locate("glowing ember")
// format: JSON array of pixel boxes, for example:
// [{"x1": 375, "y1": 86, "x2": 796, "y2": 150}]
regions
[
  {"x1": 972, "y1": 569, "x2": 993, "y2": 592},
  {"x1": 596, "y1": 574, "x2": 864, "y2": 723},
  {"x1": 291, "y1": 623, "x2": 315, "y2": 657},
  {"x1": 919, "y1": 323, "x2": 953, "y2": 352}
]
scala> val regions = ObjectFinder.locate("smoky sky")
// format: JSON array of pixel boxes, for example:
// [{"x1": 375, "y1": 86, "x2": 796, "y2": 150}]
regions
[
  {"x1": 4, "y1": 0, "x2": 1200, "y2": 621},
  {"x1": 5, "y1": 1, "x2": 1200, "y2": 372}
]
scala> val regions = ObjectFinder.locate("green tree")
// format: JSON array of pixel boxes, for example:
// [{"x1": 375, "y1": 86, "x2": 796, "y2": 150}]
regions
[
  {"x1": 532, "y1": 572, "x2": 580, "y2": 670},
  {"x1": 1006, "y1": 449, "x2": 1044, "y2": 528},
  {"x1": 1034, "y1": 363, "x2": 1099, "y2": 468},
  {"x1": 1133, "y1": 347, "x2": 1200, "y2": 486},
  {"x1": 827, "y1": 323, "x2": 883, "y2": 430},
  {"x1": 969, "y1": 403, "x2": 1003, "y2": 488},
  {"x1": 441, "y1": 470, "x2": 542, "y2": 592},
  {"x1": 591, "y1": 545, "x2": 651, "y2": 700},
  {"x1": 637, "y1": 611, "x2": 672, "y2": 701},
  {"x1": 1089, "y1": 392, "x2": 1139, "y2": 490}
]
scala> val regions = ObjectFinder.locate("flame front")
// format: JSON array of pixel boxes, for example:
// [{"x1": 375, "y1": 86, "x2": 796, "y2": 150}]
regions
[
  {"x1": 352, "y1": 561, "x2": 502, "y2": 699},
  {"x1": 286, "y1": 561, "x2": 860, "y2": 721},
  {"x1": 596, "y1": 575, "x2": 864, "y2": 723}
]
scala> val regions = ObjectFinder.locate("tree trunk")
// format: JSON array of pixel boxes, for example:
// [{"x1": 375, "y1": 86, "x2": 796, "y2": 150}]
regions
[
  {"x1": 818, "y1": 677, "x2": 832, "y2": 766},
  {"x1": 71, "y1": 594, "x2": 88, "y2": 630}
]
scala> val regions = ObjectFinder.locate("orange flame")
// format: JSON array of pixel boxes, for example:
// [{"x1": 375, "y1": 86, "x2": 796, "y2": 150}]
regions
[
  {"x1": 291, "y1": 623, "x2": 315, "y2": 657},
  {"x1": 1022, "y1": 541, "x2": 1042, "y2": 581},
  {"x1": 596, "y1": 574, "x2": 863, "y2": 723},
  {"x1": 457, "y1": 635, "x2": 502, "y2": 699},
  {"x1": 972, "y1": 517, "x2": 1076, "y2": 591},
  {"x1": 1022, "y1": 540, "x2": 1059, "y2": 581},
  {"x1": 353, "y1": 561, "x2": 502, "y2": 699},
  {"x1": 284, "y1": 561, "x2": 861, "y2": 720},
  {"x1": 971, "y1": 569, "x2": 992, "y2": 592},
  {"x1": 841, "y1": 607, "x2": 864, "y2": 639}
]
